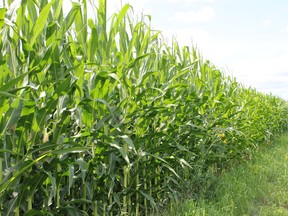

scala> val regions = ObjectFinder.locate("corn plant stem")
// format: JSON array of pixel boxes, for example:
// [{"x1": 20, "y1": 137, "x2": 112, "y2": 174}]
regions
[
  {"x1": 149, "y1": 177, "x2": 152, "y2": 197},
  {"x1": 26, "y1": 186, "x2": 32, "y2": 211},
  {"x1": 123, "y1": 165, "x2": 128, "y2": 214},
  {"x1": 14, "y1": 207, "x2": 19, "y2": 216},
  {"x1": 83, "y1": 184, "x2": 87, "y2": 211},
  {"x1": 27, "y1": 196, "x2": 32, "y2": 211},
  {"x1": 103, "y1": 201, "x2": 106, "y2": 216},
  {"x1": 144, "y1": 159, "x2": 148, "y2": 216},
  {"x1": 0, "y1": 158, "x2": 2, "y2": 216},
  {"x1": 123, "y1": 142, "x2": 129, "y2": 214},
  {"x1": 44, "y1": 183, "x2": 48, "y2": 209},
  {"x1": 93, "y1": 201, "x2": 98, "y2": 216},
  {"x1": 127, "y1": 168, "x2": 131, "y2": 215},
  {"x1": 3, "y1": 134, "x2": 8, "y2": 169},
  {"x1": 56, "y1": 164, "x2": 61, "y2": 208},
  {"x1": 136, "y1": 161, "x2": 139, "y2": 216},
  {"x1": 157, "y1": 166, "x2": 161, "y2": 209},
  {"x1": 81, "y1": 151, "x2": 87, "y2": 211},
  {"x1": 109, "y1": 195, "x2": 113, "y2": 216},
  {"x1": 0, "y1": 158, "x2": 2, "y2": 185},
  {"x1": 155, "y1": 167, "x2": 159, "y2": 200}
]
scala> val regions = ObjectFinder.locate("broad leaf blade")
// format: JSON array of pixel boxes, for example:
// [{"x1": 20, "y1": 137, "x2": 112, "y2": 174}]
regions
[{"x1": 29, "y1": 0, "x2": 55, "y2": 46}]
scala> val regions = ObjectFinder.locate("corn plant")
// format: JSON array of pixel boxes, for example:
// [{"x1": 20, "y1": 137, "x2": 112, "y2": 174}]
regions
[{"x1": 0, "y1": 0, "x2": 288, "y2": 215}]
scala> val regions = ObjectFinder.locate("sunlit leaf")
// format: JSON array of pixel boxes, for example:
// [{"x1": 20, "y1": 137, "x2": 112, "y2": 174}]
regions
[{"x1": 29, "y1": 0, "x2": 55, "y2": 46}]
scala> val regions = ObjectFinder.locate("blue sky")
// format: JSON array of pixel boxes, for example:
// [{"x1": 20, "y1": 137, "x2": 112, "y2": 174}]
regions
[
  {"x1": 57, "y1": 0, "x2": 288, "y2": 99},
  {"x1": 108, "y1": 0, "x2": 288, "y2": 100}
]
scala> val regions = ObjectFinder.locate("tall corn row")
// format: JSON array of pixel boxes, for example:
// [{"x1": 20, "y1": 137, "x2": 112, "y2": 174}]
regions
[{"x1": 0, "y1": 0, "x2": 288, "y2": 215}]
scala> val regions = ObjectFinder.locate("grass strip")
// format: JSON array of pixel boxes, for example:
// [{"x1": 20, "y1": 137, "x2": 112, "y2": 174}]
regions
[{"x1": 158, "y1": 134, "x2": 288, "y2": 216}]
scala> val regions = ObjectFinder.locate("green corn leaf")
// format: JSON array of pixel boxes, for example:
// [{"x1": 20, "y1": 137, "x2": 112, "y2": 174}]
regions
[
  {"x1": 0, "y1": 72, "x2": 29, "y2": 92},
  {"x1": 0, "y1": 149, "x2": 24, "y2": 157},
  {"x1": 76, "y1": 158, "x2": 87, "y2": 183},
  {"x1": 53, "y1": 0, "x2": 63, "y2": 21},
  {"x1": 139, "y1": 190, "x2": 157, "y2": 208},
  {"x1": 24, "y1": 209, "x2": 52, "y2": 216},
  {"x1": 18, "y1": 172, "x2": 48, "y2": 211},
  {"x1": 45, "y1": 171, "x2": 57, "y2": 200},
  {"x1": 4, "y1": 196, "x2": 18, "y2": 216},
  {"x1": 0, "y1": 91, "x2": 20, "y2": 99},
  {"x1": 179, "y1": 158, "x2": 193, "y2": 169},
  {"x1": 0, "y1": 8, "x2": 7, "y2": 31},
  {"x1": 127, "y1": 53, "x2": 149, "y2": 68},
  {"x1": 60, "y1": 2, "x2": 80, "y2": 36},
  {"x1": 52, "y1": 147, "x2": 90, "y2": 155},
  {"x1": 27, "y1": 0, "x2": 38, "y2": 23},
  {"x1": 29, "y1": 0, "x2": 55, "y2": 46},
  {"x1": 87, "y1": 19, "x2": 98, "y2": 62},
  {"x1": 1, "y1": 98, "x2": 23, "y2": 134},
  {"x1": 0, "y1": 154, "x2": 47, "y2": 194},
  {"x1": 119, "y1": 135, "x2": 136, "y2": 153},
  {"x1": 74, "y1": 2, "x2": 87, "y2": 47},
  {"x1": 68, "y1": 164, "x2": 74, "y2": 194},
  {"x1": 110, "y1": 142, "x2": 130, "y2": 165},
  {"x1": 107, "y1": 4, "x2": 130, "y2": 53}
]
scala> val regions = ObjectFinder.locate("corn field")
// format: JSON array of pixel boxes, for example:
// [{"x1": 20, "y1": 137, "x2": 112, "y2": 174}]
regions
[{"x1": 0, "y1": 0, "x2": 288, "y2": 215}]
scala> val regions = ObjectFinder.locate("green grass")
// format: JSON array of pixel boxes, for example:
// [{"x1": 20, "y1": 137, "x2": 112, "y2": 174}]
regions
[{"x1": 158, "y1": 134, "x2": 288, "y2": 216}]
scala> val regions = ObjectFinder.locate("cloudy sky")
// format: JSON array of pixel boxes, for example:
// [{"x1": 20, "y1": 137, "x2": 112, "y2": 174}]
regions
[
  {"x1": 56, "y1": 0, "x2": 288, "y2": 99},
  {"x1": 2, "y1": 0, "x2": 287, "y2": 99},
  {"x1": 106, "y1": 0, "x2": 288, "y2": 100}
]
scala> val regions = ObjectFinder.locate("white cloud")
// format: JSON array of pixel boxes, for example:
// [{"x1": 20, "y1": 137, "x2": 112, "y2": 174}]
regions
[
  {"x1": 263, "y1": 18, "x2": 272, "y2": 26},
  {"x1": 161, "y1": 28, "x2": 212, "y2": 46},
  {"x1": 159, "y1": 27, "x2": 219, "y2": 62},
  {"x1": 282, "y1": 24, "x2": 288, "y2": 33},
  {"x1": 172, "y1": 7, "x2": 215, "y2": 23},
  {"x1": 226, "y1": 54, "x2": 288, "y2": 99},
  {"x1": 159, "y1": 28, "x2": 249, "y2": 68},
  {"x1": 169, "y1": 0, "x2": 219, "y2": 2}
]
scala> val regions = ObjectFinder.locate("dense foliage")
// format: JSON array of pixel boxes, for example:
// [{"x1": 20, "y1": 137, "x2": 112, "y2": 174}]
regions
[{"x1": 0, "y1": 0, "x2": 287, "y2": 215}]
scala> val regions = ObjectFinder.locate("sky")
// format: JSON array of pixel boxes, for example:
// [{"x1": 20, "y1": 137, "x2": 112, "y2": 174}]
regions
[
  {"x1": 6, "y1": 0, "x2": 285, "y2": 99},
  {"x1": 106, "y1": 0, "x2": 288, "y2": 100}
]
